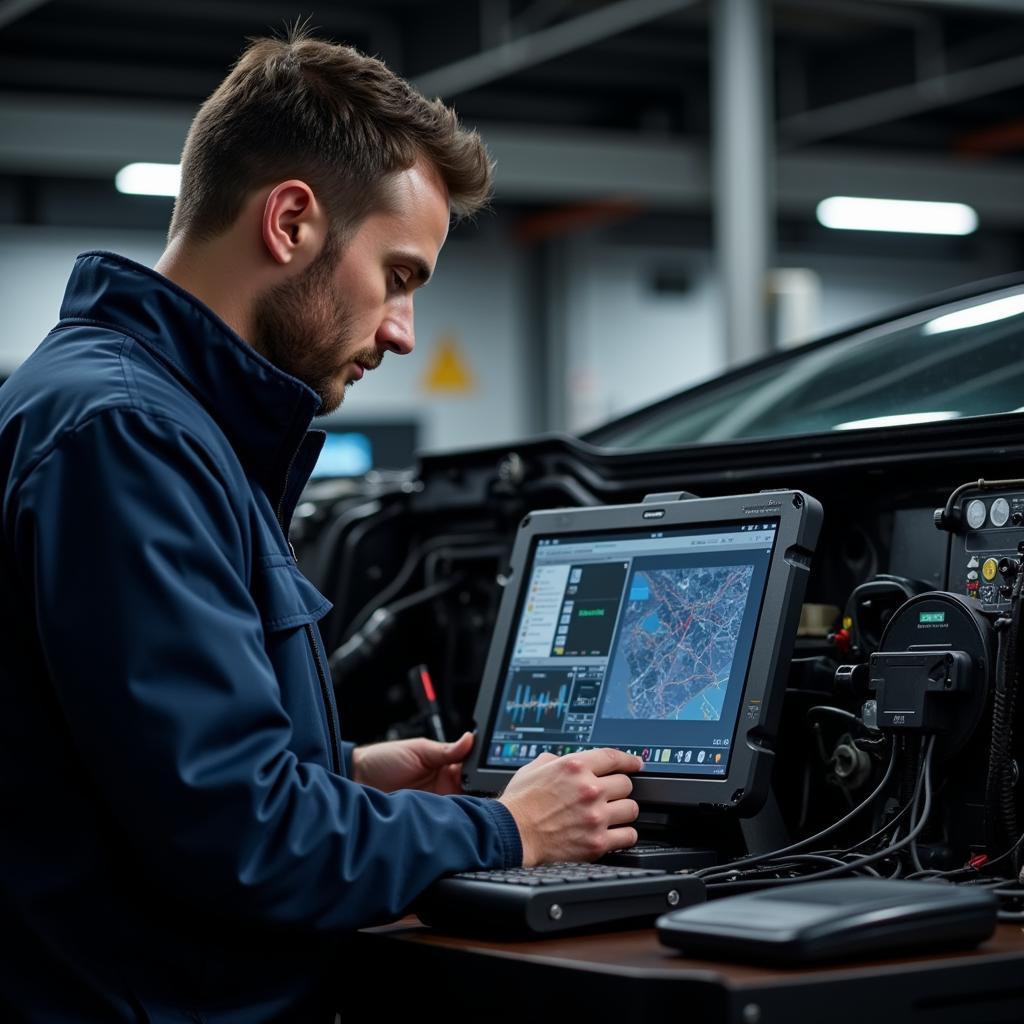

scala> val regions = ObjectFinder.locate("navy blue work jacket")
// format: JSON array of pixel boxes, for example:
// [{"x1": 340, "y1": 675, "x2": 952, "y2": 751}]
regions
[{"x1": 0, "y1": 252, "x2": 521, "y2": 1022}]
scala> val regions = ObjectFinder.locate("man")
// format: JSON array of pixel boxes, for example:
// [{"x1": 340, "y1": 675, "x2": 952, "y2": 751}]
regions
[{"x1": 0, "y1": 30, "x2": 642, "y2": 1022}]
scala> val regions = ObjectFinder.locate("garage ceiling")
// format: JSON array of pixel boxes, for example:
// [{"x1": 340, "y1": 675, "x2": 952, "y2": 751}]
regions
[{"x1": 2, "y1": 0, "x2": 1024, "y2": 232}]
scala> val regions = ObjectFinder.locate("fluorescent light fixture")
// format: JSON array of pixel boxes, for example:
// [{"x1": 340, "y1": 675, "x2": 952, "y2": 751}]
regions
[
  {"x1": 834, "y1": 411, "x2": 959, "y2": 431},
  {"x1": 816, "y1": 196, "x2": 978, "y2": 236},
  {"x1": 115, "y1": 162, "x2": 181, "y2": 197},
  {"x1": 923, "y1": 293, "x2": 1024, "y2": 336}
]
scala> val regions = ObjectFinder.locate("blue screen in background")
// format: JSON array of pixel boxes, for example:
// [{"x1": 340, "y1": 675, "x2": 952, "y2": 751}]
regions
[{"x1": 310, "y1": 433, "x2": 373, "y2": 478}]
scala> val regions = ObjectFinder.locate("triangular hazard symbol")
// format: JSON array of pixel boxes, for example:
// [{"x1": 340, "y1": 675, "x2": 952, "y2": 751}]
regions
[{"x1": 422, "y1": 334, "x2": 476, "y2": 393}]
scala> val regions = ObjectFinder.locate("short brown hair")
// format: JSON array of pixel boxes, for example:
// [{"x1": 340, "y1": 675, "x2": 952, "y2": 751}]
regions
[{"x1": 169, "y1": 28, "x2": 493, "y2": 242}]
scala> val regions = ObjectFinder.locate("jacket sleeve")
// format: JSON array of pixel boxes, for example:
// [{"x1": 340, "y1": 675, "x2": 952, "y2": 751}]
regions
[{"x1": 11, "y1": 407, "x2": 522, "y2": 930}]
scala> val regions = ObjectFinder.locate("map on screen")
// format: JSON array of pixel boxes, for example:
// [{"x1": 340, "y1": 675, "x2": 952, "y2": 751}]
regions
[{"x1": 600, "y1": 565, "x2": 754, "y2": 723}]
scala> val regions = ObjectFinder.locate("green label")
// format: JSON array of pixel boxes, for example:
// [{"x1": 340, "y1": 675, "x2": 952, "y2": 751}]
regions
[
  {"x1": 919, "y1": 611, "x2": 946, "y2": 624},
  {"x1": 578, "y1": 608, "x2": 605, "y2": 618}
]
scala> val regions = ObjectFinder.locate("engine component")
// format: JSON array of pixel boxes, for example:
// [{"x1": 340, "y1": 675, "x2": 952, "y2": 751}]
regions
[
  {"x1": 839, "y1": 575, "x2": 926, "y2": 659},
  {"x1": 870, "y1": 592, "x2": 993, "y2": 756},
  {"x1": 868, "y1": 649, "x2": 973, "y2": 735},
  {"x1": 868, "y1": 591, "x2": 999, "y2": 861}
]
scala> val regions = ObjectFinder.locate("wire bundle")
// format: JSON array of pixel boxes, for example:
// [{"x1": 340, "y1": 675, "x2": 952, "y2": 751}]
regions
[{"x1": 693, "y1": 732, "x2": 1024, "y2": 921}]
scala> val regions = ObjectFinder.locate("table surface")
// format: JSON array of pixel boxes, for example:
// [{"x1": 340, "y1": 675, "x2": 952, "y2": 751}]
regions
[{"x1": 364, "y1": 917, "x2": 1024, "y2": 989}]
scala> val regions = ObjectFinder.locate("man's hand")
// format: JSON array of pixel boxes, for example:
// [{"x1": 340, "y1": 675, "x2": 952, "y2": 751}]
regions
[
  {"x1": 497, "y1": 748, "x2": 644, "y2": 866},
  {"x1": 351, "y1": 731, "x2": 474, "y2": 795}
]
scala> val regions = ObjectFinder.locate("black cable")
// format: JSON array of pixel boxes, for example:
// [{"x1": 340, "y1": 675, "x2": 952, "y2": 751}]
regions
[
  {"x1": 341, "y1": 531, "x2": 499, "y2": 641},
  {"x1": 707, "y1": 736, "x2": 935, "y2": 893},
  {"x1": 822, "y1": 798, "x2": 913, "y2": 859},
  {"x1": 909, "y1": 737, "x2": 929, "y2": 874},
  {"x1": 807, "y1": 737, "x2": 936, "y2": 881},
  {"x1": 387, "y1": 576, "x2": 464, "y2": 617},
  {"x1": 910, "y1": 828, "x2": 1024, "y2": 882},
  {"x1": 806, "y1": 705, "x2": 861, "y2": 728},
  {"x1": 986, "y1": 885, "x2": 1024, "y2": 897},
  {"x1": 1001, "y1": 579, "x2": 1022, "y2": 851},
  {"x1": 327, "y1": 576, "x2": 464, "y2": 678},
  {"x1": 696, "y1": 739, "x2": 895, "y2": 880},
  {"x1": 984, "y1": 829, "x2": 1024, "y2": 875},
  {"x1": 986, "y1": 564, "x2": 1023, "y2": 857}
]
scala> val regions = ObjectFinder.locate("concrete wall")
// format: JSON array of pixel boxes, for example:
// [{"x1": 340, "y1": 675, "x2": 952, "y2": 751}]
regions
[
  {"x1": 559, "y1": 242, "x2": 1011, "y2": 434},
  {"x1": 561, "y1": 243, "x2": 721, "y2": 433},
  {"x1": 0, "y1": 227, "x2": 165, "y2": 368}
]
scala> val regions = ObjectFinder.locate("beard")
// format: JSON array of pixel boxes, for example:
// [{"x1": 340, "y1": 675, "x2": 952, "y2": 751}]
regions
[{"x1": 251, "y1": 242, "x2": 378, "y2": 415}]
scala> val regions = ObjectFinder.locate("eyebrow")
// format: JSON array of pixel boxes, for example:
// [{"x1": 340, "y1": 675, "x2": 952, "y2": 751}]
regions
[{"x1": 390, "y1": 251, "x2": 432, "y2": 286}]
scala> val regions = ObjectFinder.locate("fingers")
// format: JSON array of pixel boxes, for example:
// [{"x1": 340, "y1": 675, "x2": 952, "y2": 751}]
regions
[
  {"x1": 569, "y1": 748, "x2": 644, "y2": 777},
  {"x1": 447, "y1": 730, "x2": 474, "y2": 757},
  {"x1": 605, "y1": 797, "x2": 640, "y2": 828},
  {"x1": 597, "y1": 771, "x2": 635, "y2": 802},
  {"x1": 419, "y1": 731, "x2": 473, "y2": 767},
  {"x1": 598, "y1": 747, "x2": 645, "y2": 775},
  {"x1": 516, "y1": 751, "x2": 559, "y2": 776},
  {"x1": 604, "y1": 826, "x2": 640, "y2": 853},
  {"x1": 437, "y1": 762, "x2": 464, "y2": 795}
]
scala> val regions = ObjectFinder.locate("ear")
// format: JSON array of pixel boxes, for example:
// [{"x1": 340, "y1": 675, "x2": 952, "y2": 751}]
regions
[{"x1": 261, "y1": 180, "x2": 327, "y2": 267}]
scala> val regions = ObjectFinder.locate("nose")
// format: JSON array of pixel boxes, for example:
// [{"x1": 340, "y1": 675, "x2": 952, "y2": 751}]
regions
[{"x1": 377, "y1": 301, "x2": 415, "y2": 356}]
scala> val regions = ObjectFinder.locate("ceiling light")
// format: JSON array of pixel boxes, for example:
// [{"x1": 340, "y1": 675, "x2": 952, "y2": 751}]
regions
[
  {"x1": 923, "y1": 293, "x2": 1024, "y2": 335},
  {"x1": 115, "y1": 162, "x2": 181, "y2": 197},
  {"x1": 816, "y1": 197, "x2": 978, "y2": 236}
]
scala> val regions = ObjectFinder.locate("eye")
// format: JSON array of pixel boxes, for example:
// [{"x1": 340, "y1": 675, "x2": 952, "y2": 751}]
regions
[{"x1": 390, "y1": 268, "x2": 410, "y2": 292}]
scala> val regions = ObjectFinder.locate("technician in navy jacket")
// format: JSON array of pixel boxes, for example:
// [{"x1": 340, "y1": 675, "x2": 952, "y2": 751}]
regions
[{"x1": 0, "y1": 28, "x2": 642, "y2": 1024}]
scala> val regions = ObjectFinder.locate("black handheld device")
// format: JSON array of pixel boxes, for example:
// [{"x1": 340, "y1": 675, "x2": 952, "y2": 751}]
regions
[
  {"x1": 656, "y1": 878, "x2": 998, "y2": 964},
  {"x1": 462, "y1": 490, "x2": 822, "y2": 820}
]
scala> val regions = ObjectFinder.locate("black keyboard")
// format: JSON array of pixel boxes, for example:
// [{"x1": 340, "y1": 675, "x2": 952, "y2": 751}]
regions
[
  {"x1": 601, "y1": 840, "x2": 719, "y2": 870},
  {"x1": 414, "y1": 863, "x2": 706, "y2": 936}
]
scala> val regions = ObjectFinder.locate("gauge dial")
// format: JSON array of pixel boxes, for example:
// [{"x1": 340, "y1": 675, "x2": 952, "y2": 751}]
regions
[
  {"x1": 966, "y1": 499, "x2": 987, "y2": 530},
  {"x1": 991, "y1": 498, "x2": 1010, "y2": 527}
]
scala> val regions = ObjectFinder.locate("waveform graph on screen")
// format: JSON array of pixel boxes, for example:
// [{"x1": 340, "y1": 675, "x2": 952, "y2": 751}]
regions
[{"x1": 496, "y1": 669, "x2": 575, "y2": 733}]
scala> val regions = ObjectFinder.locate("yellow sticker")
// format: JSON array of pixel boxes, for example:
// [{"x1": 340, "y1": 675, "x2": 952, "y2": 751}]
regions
[{"x1": 422, "y1": 333, "x2": 476, "y2": 393}]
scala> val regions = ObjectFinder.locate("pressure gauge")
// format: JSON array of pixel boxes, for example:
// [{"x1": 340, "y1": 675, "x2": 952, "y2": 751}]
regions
[
  {"x1": 965, "y1": 499, "x2": 987, "y2": 530},
  {"x1": 991, "y1": 498, "x2": 1010, "y2": 528}
]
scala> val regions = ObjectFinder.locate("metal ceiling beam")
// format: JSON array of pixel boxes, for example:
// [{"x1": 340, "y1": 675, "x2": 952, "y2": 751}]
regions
[
  {"x1": 0, "y1": 96, "x2": 192, "y2": 171},
  {"x1": 0, "y1": 55, "x2": 219, "y2": 96},
  {"x1": 4, "y1": 96, "x2": 1024, "y2": 225},
  {"x1": 413, "y1": 0, "x2": 701, "y2": 98},
  {"x1": 779, "y1": 50, "x2": 1024, "y2": 146},
  {"x1": 54, "y1": 0, "x2": 404, "y2": 68},
  {"x1": 0, "y1": 0, "x2": 52, "y2": 31}
]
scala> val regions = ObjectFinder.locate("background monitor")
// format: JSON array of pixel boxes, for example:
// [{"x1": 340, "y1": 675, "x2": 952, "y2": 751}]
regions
[{"x1": 309, "y1": 419, "x2": 419, "y2": 478}]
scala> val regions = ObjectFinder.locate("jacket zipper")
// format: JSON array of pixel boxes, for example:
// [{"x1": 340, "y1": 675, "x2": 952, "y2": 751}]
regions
[
  {"x1": 277, "y1": 451, "x2": 341, "y2": 775},
  {"x1": 305, "y1": 621, "x2": 341, "y2": 775}
]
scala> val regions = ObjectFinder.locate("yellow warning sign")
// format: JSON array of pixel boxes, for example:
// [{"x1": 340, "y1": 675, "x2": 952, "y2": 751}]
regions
[{"x1": 422, "y1": 333, "x2": 476, "y2": 394}]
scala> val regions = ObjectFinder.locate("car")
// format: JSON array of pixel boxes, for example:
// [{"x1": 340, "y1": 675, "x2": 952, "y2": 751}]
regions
[
  {"x1": 293, "y1": 274, "x2": 1024, "y2": 845},
  {"x1": 583, "y1": 273, "x2": 1024, "y2": 451}
]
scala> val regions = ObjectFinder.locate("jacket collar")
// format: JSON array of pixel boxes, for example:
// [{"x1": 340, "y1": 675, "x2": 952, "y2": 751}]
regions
[{"x1": 59, "y1": 251, "x2": 324, "y2": 514}]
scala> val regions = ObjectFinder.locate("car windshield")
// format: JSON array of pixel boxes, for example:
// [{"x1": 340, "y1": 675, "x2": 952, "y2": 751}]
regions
[{"x1": 590, "y1": 284, "x2": 1024, "y2": 450}]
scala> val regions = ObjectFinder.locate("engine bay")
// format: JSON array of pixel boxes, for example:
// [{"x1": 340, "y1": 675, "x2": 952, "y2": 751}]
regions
[{"x1": 292, "y1": 422, "x2": 1024, "y2": 910}]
